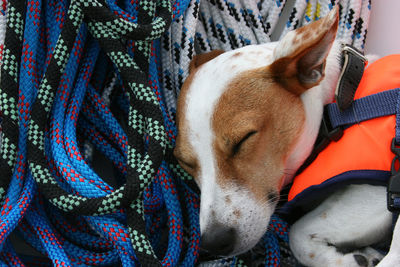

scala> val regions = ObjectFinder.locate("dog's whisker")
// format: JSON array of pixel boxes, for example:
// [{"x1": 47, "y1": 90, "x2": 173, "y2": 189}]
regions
[
  {"x1": 260, "y1": 197, "x2": 281, "y2": 209},
  {"x1": 278, "y1": 193, "x2": 289, "y2": 198},
  {"x1": 283, "y1": 168, "x2": 297, "y2": 176}
]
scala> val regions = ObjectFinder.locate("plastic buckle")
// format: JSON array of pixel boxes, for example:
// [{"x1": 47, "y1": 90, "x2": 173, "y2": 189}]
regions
[
  {"x1": 296, "y1": 107, "x2": 343, "y2": 175},
  {"x1": 388, "y1": 138, "x2": 400, "y2": 213},
  {"x1": 319, "y1": 106, "x2": 344, "y2": 142}
]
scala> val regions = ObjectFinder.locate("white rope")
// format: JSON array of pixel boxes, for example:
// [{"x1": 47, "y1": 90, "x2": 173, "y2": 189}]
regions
[
  {"x1": 259, "y1": 0, "x2": 273, "y2": 19},
  {"x1": 178, "y1": 0, "x2": 201, "y2": 88},
  {"x1": 161, "y1": 26, "x2": 177, "y2": 116},
  {"x1": 161, "y1": 0, "x2": 202, "y2": 118},
  {"x1": 279, "y1": 0, "x2": 307, "y2": 38},
  {"x1": 318, "y1": 0, "x2": 337, "y2": 19},
  {"x1": 201, "y1": 1, "x2": 224, "y2": 48},
  {"x1": 0, "y1": 0, "x2": 6, "y2": 65},
  {"x1": 160, "y1": 0, "x2": 372, "y2": 118},
  {"x1": 195, "y1": 18, "x2": 212, "y2": 52},
  {"x1": 170, "y1": 15, "x2": 184, "y2": 99},
  {"x1": 352, "y1": 0, "x2": 371, "y2": 50},
  {"x1": 337, "y1": 0, "x2": 349, "y2": 38},
  {"x1": 217, "y1": 0, "x2": 256, "y2": 47},
  {"x1": 244, "y1": 0, "x2": 270, "y2": 44},
  {"x1": 338, "y1": 0, "x2": 362, "y2": 46},
  {"x1": 302, "y1": 0, "x2": 318, "y2": 25},
  {"x1": 263, "y1": 0, "x2": 287, "y2": 40}
]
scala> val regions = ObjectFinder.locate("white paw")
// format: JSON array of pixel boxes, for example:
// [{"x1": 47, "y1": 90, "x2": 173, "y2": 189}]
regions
[{"x1": 339, "y1": 247, "x2": 384, "y2": 267}]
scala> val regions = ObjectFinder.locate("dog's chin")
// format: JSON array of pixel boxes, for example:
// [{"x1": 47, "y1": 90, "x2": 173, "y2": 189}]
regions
[
  {"x1": 225, "y1": 243, "x2": 258, "y2": 258},
  {"x1": 227, "y1": 232, "x2": 266, "y2": 257}
]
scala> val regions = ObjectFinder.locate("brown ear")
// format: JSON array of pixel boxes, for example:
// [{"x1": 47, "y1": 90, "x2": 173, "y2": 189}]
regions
[
  {"x1": 270, "y1": 6, "x2": 339, "y2": 95},
  {"x1": 189, "y1": 50, "x2": 225, "y2": 73}
]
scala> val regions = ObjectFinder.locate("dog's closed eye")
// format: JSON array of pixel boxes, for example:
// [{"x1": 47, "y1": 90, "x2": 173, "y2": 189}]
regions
[
  {"x1": 232, "y1": 131, "x2": 257, "y2": 156},
  {"x1": 173, "y1": 147, "x2": 197, "y2": 176},
  {"x1": 176, "y1": 158, "x2": 197, "y2": 176}
]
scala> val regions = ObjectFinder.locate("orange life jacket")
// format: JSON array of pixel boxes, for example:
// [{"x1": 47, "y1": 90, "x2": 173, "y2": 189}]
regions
[{"x1": 286, "y1": 54, "x2": 400, "y2": 211}]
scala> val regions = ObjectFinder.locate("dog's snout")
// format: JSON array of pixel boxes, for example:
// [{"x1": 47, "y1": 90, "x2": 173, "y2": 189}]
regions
[{"x1": 201, "y1": 224, "x2": 236, "y2": 256}]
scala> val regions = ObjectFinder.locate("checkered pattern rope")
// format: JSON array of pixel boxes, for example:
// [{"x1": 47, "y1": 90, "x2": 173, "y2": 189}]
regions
[{"x1": 0, "y1": 0, "x2": 201, "y2": 265}]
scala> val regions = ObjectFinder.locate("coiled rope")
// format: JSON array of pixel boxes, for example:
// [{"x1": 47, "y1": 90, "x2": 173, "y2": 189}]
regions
[
  {"x1": 161, "y1": 0, "x2": 371, "y2": 119},
  {"x1": 0, "y1": 0, "x2": 371, "y2": 266}
]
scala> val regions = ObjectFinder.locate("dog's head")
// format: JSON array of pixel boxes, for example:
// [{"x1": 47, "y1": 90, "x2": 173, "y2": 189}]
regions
[{"x1": 174, "y1": 8, "x2": 340, "y2": 256}]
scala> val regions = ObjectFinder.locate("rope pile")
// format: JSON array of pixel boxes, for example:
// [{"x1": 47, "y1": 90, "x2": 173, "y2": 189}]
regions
[
  {"x1": 0, "y1": 0, "x2": 371, "y2": 266},
  {"x1": 161, "y1": 0, "x2": 371, "y2": 118}
]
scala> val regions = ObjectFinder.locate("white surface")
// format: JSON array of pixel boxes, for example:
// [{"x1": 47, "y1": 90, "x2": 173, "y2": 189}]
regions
[{"x1": 365, "y1": 0, "x2": 400, "y2": 57}]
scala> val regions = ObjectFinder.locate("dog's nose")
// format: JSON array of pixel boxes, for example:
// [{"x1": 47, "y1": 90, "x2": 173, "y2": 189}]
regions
[{"x1": 201, "y1": 224, "x2": 236, "y2": 256}]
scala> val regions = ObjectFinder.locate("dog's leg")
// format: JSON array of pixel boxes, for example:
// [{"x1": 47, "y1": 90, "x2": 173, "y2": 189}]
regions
[
  {"x1": 290, "y1": 184, "x2": 392, "y2": 267},
  {"x1": 376, "y1": 216, "x2": 400, "y2": 266}
]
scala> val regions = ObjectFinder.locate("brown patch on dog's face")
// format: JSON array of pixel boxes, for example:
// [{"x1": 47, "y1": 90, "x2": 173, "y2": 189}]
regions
[{"x1": 212, "y1": 67, "x2": 305, "y2": 202}]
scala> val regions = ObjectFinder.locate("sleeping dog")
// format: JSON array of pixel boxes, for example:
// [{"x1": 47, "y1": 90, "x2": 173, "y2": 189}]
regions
[{"x1": 174, "y1": 7, "x2": 400, "y2": 266}]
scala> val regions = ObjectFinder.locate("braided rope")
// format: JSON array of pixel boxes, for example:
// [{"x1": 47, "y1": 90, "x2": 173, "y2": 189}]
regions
[
  {"x1": 262, "y1": 0, "x2": 287, "y2": 40},
  {"x1": 279, "y1": 0, "x2": 308, "y2": 38},
  {"x1": 303, "y1": 0, "x2": 318, "y2": 25},
  {"x1": 0, "y1": 0, "x2": 5, "y2": 83},
  {"x1": 0, "y1": 0, "x2": 3, "y2": 183},
  {"x1": 162, "y1": 0, "x2": 370, "y2": 118},
  {"x1": 0, "y1": 0, "x2": 371, "y2": 266},
  {"x1": 352, "y1": 0, "x2": 371, "y2": 50}
]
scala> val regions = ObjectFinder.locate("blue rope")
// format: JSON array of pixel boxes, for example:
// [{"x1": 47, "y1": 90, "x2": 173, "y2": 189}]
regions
[{"x1": 1, "y1": 239, "x2": 25, "y2": 266}]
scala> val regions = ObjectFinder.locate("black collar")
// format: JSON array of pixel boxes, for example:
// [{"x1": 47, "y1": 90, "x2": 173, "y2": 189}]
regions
[{"x1": 335, "y1": 44, "x2": 368, "y2": 110}]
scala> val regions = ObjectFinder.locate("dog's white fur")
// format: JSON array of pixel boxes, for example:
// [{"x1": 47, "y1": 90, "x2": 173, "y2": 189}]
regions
[
  {"x1": 184, "y1": 43, "x2": 278, "y2": 254},
  {"x1": 176, "y1": 8, "x2": 400, "y2": 266}
]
